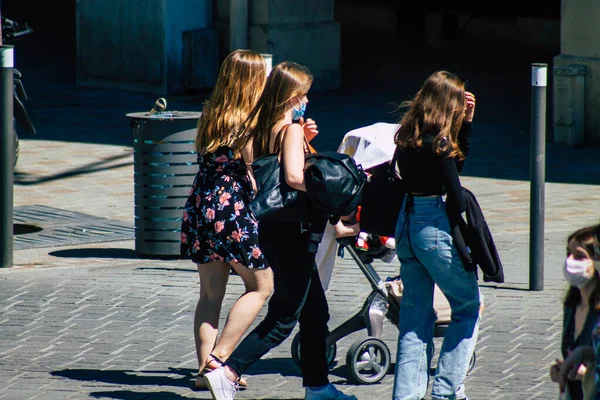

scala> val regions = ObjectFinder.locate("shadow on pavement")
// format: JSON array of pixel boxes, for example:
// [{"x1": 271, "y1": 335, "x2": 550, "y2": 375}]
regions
[
  {"x1": 90, "y1": 390, "x2": 195, "y2": 399},
  {"x1": 51, "y1": 368, "x2": 193, "y2": 389},
  {"x1": 244, "y1": 357, "x2": 302, "y2": 379},
  {"x1": 136, "y1": 267, "x2": 197, "y2": 273},
  {"x1": 49, "y1": 248, "x2": 140, "y2": 259},
  {"x1": 14, "y1": 153, "x2": 133, "y2": 186},
  {"x1": 55, "y1": 367, "x2": 304, "y2": 399},
  {"x1": 245, "y1": 357, "x2": 359, "y2": 383},
  {"x1": 479, "y1": 284, "x2": 542, "y2": 292},
  {"x1": 48, "y1": 248, "x2": 191, "y2": 266}
]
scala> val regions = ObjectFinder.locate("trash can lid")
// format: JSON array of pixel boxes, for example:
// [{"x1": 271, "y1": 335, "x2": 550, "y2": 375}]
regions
[{"x1": 126, "y1": 111, "x2": 202, "y2": 120}]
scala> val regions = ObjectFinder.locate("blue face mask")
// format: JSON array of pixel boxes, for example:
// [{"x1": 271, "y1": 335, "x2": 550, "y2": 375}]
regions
[{"x1": 291, "y1": 100, "x2": 306, "y2": 121}]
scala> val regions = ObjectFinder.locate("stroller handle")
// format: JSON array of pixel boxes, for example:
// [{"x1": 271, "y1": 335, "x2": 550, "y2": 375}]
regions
[{"x1": 343, "y1": 244, "x2": 387, "y2": 292}]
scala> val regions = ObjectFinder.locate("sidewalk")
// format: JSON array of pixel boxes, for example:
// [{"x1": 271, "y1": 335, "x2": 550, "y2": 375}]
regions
[{"x1": 2, "y1": 35, "x2": 600, "y2": 399}]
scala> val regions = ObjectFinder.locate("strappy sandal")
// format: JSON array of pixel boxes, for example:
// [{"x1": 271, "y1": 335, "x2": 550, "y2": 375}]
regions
[
  {"x1": 195, "y1": 354, "x2": 248, "y2": 389},
  {"x1": 193, "y1": 354, "x2": 221, "y2": 391}
]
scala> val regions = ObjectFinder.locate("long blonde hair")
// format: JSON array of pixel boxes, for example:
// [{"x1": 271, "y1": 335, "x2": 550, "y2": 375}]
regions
[
  {"x1": 194, "y1": 50, "x2": 266, "y2": 157},
  {"x1": 239, "y1": 62, "x2": 313, "y2": 159},
  {"x1": 394, "y1": 71, "x2": 466, "y2": 160}
]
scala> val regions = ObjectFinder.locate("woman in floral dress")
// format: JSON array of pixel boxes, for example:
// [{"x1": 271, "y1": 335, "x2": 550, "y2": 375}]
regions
[{"x1": 180, "y1": 49, "x2": 272, "y2": 390}]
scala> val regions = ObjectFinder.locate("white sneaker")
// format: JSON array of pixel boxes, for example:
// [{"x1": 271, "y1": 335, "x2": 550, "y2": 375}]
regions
[
  {"x1": 305, "y1": 384, "x2": 357, "y2": 400},
  {"x1": 204, "y1": 366, "x2": 238, "y2": 400}
]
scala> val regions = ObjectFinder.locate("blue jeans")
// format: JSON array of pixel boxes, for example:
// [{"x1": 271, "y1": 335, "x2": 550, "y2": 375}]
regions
[{"x1": 393, "y1": 196, "x2": 480, "y2": 400}]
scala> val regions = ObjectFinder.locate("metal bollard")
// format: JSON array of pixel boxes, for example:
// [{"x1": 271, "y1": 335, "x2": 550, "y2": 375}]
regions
[
  {"x1": 229, "y1": 0, "x2": 248, "y2": 51},
  {"x1": 529, "y1": 63, "x2": 547, "y2": 291},
  {"x1": 0, "y1": 45, "x2": 14, "y2": 268}
]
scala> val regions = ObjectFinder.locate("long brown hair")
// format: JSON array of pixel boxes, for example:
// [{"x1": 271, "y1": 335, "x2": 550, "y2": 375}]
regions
[
  {"x1": 394, "y1": 70, "x2": 467, "y2": 160},
  {"x1": 239, "y1": 61, "x2": 313, "y2": 159},
  {"x1": 194, "y1": 50, "x2": 266, "y2": 157},
  {"x1": 564, "y1": 226, "x2": 600, "y2": 311}
]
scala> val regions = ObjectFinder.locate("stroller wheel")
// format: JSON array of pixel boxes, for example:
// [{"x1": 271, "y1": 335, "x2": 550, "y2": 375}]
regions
[
  {"x1": 290, "y1": 332, "x2": 337, "y2": 370},
  {"x1": 346, "y1": 337, "x2": 391, "y2": 384}
]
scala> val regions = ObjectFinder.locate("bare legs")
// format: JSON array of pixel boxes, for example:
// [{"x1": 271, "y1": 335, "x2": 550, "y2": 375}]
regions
[
  {"x1": 194, "y1": 261, "x2": 228, "y2": 379},
  {"x1": 194, "y1": 260, "x2": 273, "y2": 389}
]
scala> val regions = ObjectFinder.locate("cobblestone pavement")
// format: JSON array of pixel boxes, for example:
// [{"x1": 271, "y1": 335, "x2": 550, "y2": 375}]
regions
[{"x1": 2, "y1": 35, "x2": 600, "y2": 399}]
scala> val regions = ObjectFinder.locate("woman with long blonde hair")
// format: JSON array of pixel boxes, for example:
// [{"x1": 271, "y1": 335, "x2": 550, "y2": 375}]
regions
[
  {"x1": 204, "y1": 62, "x2": 356, "y2": 400},
  {"x1": 392, "y1": 71, "x2": 479, "y2": 400},
  {"x1": 180, "y1": 49, "x2": 273, "y2": 391}
]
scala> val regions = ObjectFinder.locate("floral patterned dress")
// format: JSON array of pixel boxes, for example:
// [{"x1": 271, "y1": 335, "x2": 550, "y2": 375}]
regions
[{"x1": 180, "y1": 146, "x2": 267, "y2": 269}]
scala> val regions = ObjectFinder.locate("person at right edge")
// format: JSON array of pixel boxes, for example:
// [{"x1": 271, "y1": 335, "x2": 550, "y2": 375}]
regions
[
  {"x1": 204, "y1": 61, "x2": 357, "y2": 400},
  {"x1": 558, "y1": 223, "x2": 600, "y2": 400},
  {"x1": 549, "y1": 226, "x2": 600, "y2": 400},
  {"x1": 392, "y1": 71, "x2": 479, "y2": 400}
]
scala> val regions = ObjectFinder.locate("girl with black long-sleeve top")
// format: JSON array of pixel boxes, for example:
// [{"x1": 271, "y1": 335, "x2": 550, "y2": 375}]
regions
[
  {"x1": 395, "y1": 121, "x2": 472, "y2": 220},
  {"x1": 392, "y1": 71, "x2": 481, "y2": 400}
]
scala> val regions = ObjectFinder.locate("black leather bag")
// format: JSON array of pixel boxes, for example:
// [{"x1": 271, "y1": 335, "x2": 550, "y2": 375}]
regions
[
  {"x1": 359, "y1": 149, "x2": 405, "y2": 237},
  {"x1": 247, "y1": 152, "x2": 309, "y2": 221},
  {"x1": 304, "y1": 151, "x2": 366, "y2": 217}
]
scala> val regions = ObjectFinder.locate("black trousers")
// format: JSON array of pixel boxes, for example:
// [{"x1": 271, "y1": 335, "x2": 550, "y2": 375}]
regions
[{"x1": 225, "y1": 219, "x2": 330, "y2": 387}]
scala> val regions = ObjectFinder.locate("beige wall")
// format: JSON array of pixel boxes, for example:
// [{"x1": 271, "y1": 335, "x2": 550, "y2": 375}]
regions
[{"x1": 554, "y1": 0, "x2": 600, "y2": 145}]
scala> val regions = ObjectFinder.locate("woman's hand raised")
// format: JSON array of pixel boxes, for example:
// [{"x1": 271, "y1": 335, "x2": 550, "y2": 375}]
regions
[
  {"x1": 300, "y1": 117, "x2": 319, "y2": 142},
  {"x1": 464, "y1": 92, "x2": 476, "y2": 123}
]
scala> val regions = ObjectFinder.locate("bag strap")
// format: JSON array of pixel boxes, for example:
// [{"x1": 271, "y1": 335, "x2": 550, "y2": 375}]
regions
[
  {"x1": 304, "y1": 135, "x2": 315, "y2": 154},
  {"x1": 273, "y1": 124, "x2": 291, "y2": 155}
]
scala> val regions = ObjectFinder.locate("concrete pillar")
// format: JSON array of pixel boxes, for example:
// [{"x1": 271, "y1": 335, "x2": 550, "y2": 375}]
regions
[
  {"x1": 229, "y1": 0, "x2": 248, "y2": 51},
  {"x1": 76, "y1": 0, "x2": 214, "y2": 95},
  {"x1": 553, "y1": 0, "x2": 600, "y2": 146},
  {"x1": 215, "y1": 0, "x2": 340, "y2": 90},
  {"x1": 553, "y1": 65, "x2": 586, "y2": 146}
]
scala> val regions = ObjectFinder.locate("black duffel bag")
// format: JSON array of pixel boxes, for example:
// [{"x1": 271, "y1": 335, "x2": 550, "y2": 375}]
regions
[
  {"x1": 249, "y1": 147, "x2": 366, "y2": 222},
  {"x1": 303, "y1": 151, "x2": 366, "y2": 218},
  {"x1": 247, "y1": 152, "x2": 309, "y2": 222}
]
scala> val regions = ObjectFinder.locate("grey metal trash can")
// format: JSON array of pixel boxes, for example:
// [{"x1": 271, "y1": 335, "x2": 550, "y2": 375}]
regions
[{"x1": 126, "y1": 111, "x2": 201, "y2": 256}]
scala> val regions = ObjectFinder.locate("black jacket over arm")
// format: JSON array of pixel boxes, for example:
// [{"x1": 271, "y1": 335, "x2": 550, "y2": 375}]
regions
[{"x1": 450, "y1": 187, "x2": 505, "y2": 283}]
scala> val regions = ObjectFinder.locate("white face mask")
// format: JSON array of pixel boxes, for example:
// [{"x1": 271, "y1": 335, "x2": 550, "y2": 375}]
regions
[{"x1": 564, "y1": 258, "x2": 594, "y2": 288}]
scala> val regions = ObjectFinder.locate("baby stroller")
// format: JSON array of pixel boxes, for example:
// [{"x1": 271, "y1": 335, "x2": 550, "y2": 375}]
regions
[
  {"x1": 289, "y1": 123, "x2": 478, "y2": 384},
  {"x1": 290, "y1": 234, "x2": 477, "y2": 384}
]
